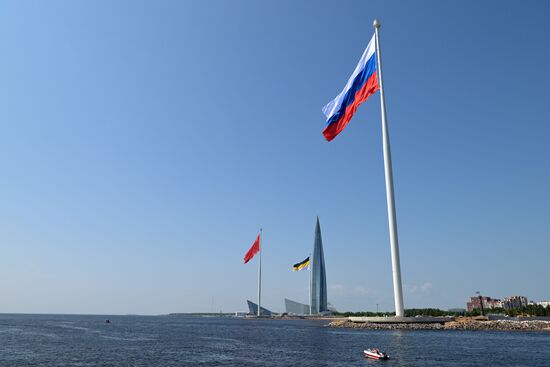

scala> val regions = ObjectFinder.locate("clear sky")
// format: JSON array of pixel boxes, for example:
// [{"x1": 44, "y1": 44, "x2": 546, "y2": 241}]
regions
[{"x1": 1, "y1": 0, "x2": 549, "y2": 315}]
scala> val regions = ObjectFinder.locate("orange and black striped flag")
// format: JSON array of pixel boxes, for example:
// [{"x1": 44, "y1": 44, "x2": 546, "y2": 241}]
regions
[{"x1": 292, "y1": 257, "x2": 310, "y2": 271}]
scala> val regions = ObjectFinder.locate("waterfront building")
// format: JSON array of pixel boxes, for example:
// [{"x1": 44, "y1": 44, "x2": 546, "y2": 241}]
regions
[
  {"x1": 284, "y1": 298, "x2": 338, "y2": 315},
  {"x1": 536, "y1": 301, "x2": 550, "y2": 308},
  {"x1": 311, "y1": 217, "x2": 328, "y2": 314},
  {"x1": 466, "y1": 295, "x2": 502, "y2": 312},
  {"x1": 246, "y1": 300, "x2": 273, "y2": 316},
  {"x1": 503, "y1": 296, "x2": 529, "y2": 310},
  {"x1": 493, "y1": 299, "x2": 504, "y2": 308},
  {"x1": 467, "y1": 295, "x2": 533, "y2": 311},
  {"x1": 284, "y1": 217, "x2": 330, "y2": 315},
  {"x1": 284, "y1": 298, "x2": 310, "y2": 315}
]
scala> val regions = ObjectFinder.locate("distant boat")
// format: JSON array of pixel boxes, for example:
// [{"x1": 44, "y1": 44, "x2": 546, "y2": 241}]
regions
[
  {"x1": 364, "y1": 348, "x2": 389, "y2": 360},
  {"x1": 105, "y1": 319, "x2": 111, "y2": 324}
]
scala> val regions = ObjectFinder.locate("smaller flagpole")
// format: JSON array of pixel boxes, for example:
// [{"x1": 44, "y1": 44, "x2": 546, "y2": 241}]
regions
[
  {"x1": 309, "y1": 253, "x2": 312, "y2": 316},
  {"x1": 257, "y1": 228, "x2": 262, "y2": 317}
]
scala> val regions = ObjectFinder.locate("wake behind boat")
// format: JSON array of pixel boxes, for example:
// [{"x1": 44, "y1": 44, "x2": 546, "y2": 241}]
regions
[{"x1": 364, "y1": 348, "x2": 389, "y2": 360}]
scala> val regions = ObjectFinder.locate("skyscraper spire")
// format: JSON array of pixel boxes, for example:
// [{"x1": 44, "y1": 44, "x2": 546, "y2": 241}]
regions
[
  {"x1": 315, "y1": 216, "x2": 321, "y2": 234},
  {"x1": 311, "y1": 217, "x2": 327, "y2": 314}
]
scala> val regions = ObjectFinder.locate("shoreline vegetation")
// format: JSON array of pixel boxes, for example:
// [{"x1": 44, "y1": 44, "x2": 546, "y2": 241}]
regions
[{"x1": 332, "y1": 305, "x2": 550, "y2": 318}]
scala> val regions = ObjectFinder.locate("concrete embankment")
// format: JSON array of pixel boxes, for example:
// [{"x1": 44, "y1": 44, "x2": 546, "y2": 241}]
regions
[{"x1": 327, "y1": 317, "x2": 550, "y2": 331}]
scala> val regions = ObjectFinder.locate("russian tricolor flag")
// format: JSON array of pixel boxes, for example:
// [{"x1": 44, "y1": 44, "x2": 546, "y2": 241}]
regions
[{"x1": 322, "y1": 34, "x2": 379, "y2": 141}]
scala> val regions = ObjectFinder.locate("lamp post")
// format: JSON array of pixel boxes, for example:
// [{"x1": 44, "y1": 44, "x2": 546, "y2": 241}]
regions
[{"x1": 476, "y1": 291, "x2": 485, "y2": 316}]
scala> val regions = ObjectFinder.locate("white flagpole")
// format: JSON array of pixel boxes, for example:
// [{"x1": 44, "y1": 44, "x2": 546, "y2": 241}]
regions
[
  {"x1": 257, "y1": 228, "x2": 262, "y2": 317},
  {"x1": 308, "y1": 253, "x2": 312, "y2": 316},
  {"x1": 373, "y1": 19, "x2": 405, "y2": 317}
]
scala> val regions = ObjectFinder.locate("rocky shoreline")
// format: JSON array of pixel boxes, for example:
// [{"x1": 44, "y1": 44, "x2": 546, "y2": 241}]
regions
[{"x1": 327, "y1": 318, "x2": 550, "y2": 332}]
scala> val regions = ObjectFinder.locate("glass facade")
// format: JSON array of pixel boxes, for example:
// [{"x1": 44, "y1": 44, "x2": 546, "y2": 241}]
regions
[
  {"x1": 284, "y1": 298, "x2": 310, "y2": 315},
  {"x1": 246, "y1": 300, "x2": 272, "y2": 316},
  {"x1": 311, "y1": 217, "x2": 328, "y2": 314}
]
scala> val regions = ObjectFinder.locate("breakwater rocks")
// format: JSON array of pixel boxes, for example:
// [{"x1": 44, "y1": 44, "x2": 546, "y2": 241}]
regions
[
  {"x1": 327, "y1": 318, "x2": 550, "y2": 332},
  {"x1": 328, "y1": 319, "x2": 445, "y2": 330},
  {"x1": 445, "y1": 319, "x2": 550, "y2": 331}
]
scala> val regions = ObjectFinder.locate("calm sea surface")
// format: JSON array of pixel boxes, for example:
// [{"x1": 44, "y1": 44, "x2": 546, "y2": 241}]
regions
[{"x1": 0, "y1": 314, "x2": 548, "y2": 366}]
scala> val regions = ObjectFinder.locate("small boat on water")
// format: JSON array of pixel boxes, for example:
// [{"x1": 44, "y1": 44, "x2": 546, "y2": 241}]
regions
[{"x1": 364, "y1": 348, "x2": 389, "y2": 360}]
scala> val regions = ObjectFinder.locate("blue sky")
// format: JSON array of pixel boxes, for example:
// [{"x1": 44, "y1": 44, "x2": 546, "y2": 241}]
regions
[{"x1": 1, "y1": 0, "x2": 549, "y2": 314}]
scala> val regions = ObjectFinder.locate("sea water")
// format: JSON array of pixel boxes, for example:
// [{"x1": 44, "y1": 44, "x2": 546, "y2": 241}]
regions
[{"x1": 0, "y1": 314, "x2": 548, "y2": 366}]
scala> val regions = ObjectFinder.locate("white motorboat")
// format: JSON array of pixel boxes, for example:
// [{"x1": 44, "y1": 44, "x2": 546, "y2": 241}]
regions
[{"x1": 364, "y1": 348, "x2": 389, "y2": 360}]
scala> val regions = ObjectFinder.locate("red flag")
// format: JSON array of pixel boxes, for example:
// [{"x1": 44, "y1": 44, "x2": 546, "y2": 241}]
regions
[{"x1": 243, "y1": 234, "x2": 260, "y2": 264}]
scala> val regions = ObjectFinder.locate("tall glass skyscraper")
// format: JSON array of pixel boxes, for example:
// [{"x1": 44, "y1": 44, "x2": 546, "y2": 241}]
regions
[{"x1": 311, "y1": 217, "x2": 328, "y2": 314}]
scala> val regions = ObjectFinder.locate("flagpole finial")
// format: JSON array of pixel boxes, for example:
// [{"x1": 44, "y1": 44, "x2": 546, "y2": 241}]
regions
[{"x1": 373, "y1": 19, "x2": 381, "y2": 28}]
